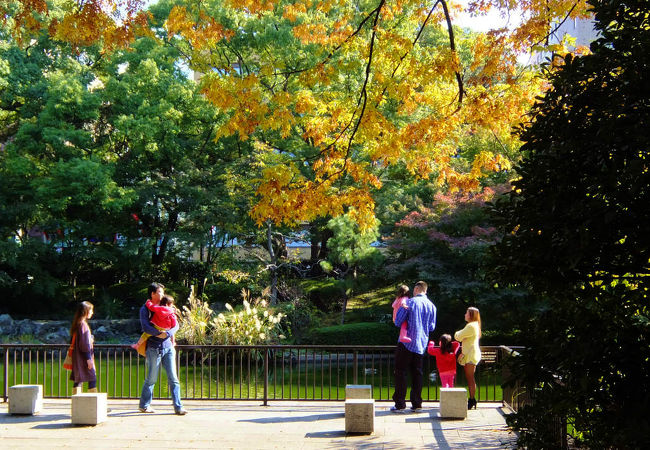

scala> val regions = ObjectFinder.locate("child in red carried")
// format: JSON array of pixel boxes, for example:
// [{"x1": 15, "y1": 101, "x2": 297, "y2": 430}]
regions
[
  {"x1": 427, "y1": 334, "x2": 460, "y2": 387},
  {"x1": 392, "y1": 285, "x2": 411, "y2": 343},
  {"x1": 132, "y1": 294, "x2": 178, "y2": 356}
]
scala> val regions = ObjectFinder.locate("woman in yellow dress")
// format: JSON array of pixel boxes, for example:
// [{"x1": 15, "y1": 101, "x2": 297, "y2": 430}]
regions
[{"x1": 454, "y1": 307, "x2": 481, "y2": 409}]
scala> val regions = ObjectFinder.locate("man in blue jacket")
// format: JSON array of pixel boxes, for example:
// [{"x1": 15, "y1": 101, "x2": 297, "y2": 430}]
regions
[
  {"x1": 392, "y1": 280, "x2": 437, "y2": 412},
  {"x1": 138, "y1": 282, "x2": 187, "y2": 415}
]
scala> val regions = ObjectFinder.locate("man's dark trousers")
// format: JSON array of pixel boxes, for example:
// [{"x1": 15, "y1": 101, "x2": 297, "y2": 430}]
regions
[{"x1": 392, "y1": 343, "x2": 424, "y2": 409}]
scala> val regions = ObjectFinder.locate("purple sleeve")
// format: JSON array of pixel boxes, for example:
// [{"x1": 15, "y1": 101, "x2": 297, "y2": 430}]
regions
[
  {"x1": 78, "y1": 323, "x2": 93, "y2": 360},
  {"x1": 394, "y1": 306, "x2": 408, "y2": 327},
  {"x1": 140, "y1": 305, "x2": 160, "y2": 336}
]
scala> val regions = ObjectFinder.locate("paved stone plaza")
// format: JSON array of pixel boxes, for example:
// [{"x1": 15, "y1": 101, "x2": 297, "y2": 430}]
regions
[{"x1": 1, "y1": 399, "x2": 516, "y2": 449}]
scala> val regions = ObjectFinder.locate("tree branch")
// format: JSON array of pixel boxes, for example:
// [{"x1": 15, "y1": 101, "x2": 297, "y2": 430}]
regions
[
  {"x1": 276, "y1": 2, "x2": 385, "y2": 77},
  {"x1": 440, "y1": 0, "x2": 464, "y2": 107},
  {"x1": 531, "y1": 2, "x2": 579, "y2": 50}
]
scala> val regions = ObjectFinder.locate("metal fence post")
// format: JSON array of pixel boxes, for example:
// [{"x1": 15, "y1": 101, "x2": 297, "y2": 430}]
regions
[
  {"x1": 353, "y1": 350, "x2": 358, "y2": 384},
  {"x1": 3, "y1": 347, "x2": 8, "y2": 402},
  {"x1": 263, "y1": 347, "x2": 269, "y2": 406}
]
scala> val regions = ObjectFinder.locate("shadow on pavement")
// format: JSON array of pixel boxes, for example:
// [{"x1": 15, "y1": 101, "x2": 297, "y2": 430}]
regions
[
  {"x1": 304, "y1": 430, "x2": 346, "y2": 438},
  {"x1": 1, "y1": 413, "x2": 69, "y2": 423},
  {"x1": 239, "y1": 412, "x2": 344, "y2": 423}
]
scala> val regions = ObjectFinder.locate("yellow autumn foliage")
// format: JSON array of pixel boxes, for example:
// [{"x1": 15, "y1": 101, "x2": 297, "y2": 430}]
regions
[{"x1": 6, "y1": 0, "x2": 590, "y2": 231}]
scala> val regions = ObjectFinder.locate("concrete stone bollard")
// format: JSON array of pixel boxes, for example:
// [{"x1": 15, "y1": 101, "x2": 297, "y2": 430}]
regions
[
  {"x1": 345, "y1": 384, "x2": 372, "y2": 399},
  {"x1": 440, "y1": 387, "x2": 468, "y2": 419},
  {"x1": 71, "y1": 393, "x2": 108, "y2": 425},
  {"x1": 9, "y1": 384, "x2": 43, "y2": 415},
  {"x1": 345, "y1": 399, "x2": 375, "y2": 434}
]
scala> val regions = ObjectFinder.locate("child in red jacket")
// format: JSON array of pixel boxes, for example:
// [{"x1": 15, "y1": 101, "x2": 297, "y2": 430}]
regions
[
  {"x1": 427, "y1": 334, "x2": 460, "y2": 388},
  {"x1": 391, "y1": 285, "x2": 411, "y2": 343},
  {"x1": 132, "y1": 295, "x2": 178, "y2": 355}
]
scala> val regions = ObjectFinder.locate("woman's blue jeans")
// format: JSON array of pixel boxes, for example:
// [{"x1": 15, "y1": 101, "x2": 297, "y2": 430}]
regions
[{"x1": 139, "y1": 346, "x2": 183, "y2": 411}]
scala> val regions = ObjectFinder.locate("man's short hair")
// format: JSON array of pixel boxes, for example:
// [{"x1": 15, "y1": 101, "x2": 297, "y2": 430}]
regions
[
  {"x1": 148, "y1": 282, "x2": 164, "y2": 298},
  {"x1": 414, "y1": 281, "x2": 428, "y2": 292}
]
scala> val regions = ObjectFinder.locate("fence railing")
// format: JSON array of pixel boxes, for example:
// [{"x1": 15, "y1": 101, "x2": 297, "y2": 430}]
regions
[
  {"x1": 500, "y1": 345, "x2": 568, "y2": 449},
  {"x1": 500, "y1": 345, "x2": 530, "y2": 412},
  {"x1": 2, "y1": 344, "x2": 515, "y2": 405}
]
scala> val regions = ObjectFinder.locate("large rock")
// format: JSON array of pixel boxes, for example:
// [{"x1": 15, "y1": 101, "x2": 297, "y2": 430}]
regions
[
  {"x1": 42, "y1": 328, "x2": 70, "y2": 344},
  {"x1": 0, "y1": 313, "x2": 13, "y2": 327},
  {"x1": 90, "y1": 319, "x2": 141, "y2": 334},
  {"x1": 93, "y1": 325, "x2": 111, "y2": 340},
  {"x1": 16, "y1": 319, "x2": 36, "y2": 336},
  {"x1": 3, "y1": 317, "x2": 142, "y2": 344}
]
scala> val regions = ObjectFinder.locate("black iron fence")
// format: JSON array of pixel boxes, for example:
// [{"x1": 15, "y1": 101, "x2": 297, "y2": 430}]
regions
[
  {"x1": 500, "y1": 345, "x2": 530, "y2": 412},
  {"x1": 2, "y1": 344, "x2": 516, "y2": 405},
  {"x1": 500, "y1": 345, "x2": 569, "y2": 449}
]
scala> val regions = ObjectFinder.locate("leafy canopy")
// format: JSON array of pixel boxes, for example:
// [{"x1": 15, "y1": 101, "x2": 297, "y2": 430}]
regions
[{"x1": 4, "y1": 0, "x2": 591, "y2": 230}]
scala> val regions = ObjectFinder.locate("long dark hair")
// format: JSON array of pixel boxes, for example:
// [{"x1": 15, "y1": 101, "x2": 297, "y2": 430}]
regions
[
  {"x1": 439, "y1": 334, "x2": 453, "y2": 354},
  {"x1": 70, "y1": 301, "x2": 93, "y2": 341}
]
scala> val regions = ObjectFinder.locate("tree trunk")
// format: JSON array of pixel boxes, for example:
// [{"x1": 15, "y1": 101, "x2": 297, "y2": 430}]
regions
[
  {"x1": 151, "y1": 211, "x2": 178, "y2": 265},
  {"x1": 266, "y1": 221, "x2": 278, "y2": 305},
  {"x1": 340, "y1": 293, "x2": 348, "y2": 325},
  {"x1": 340, "y1": 266, "x2": 357, "y2": 325},
  {"x1": 318, "y1": 228, "x2": 333, "y2": 260},
  {"x1": 310, "y1": 224, "x2": 320, "y2": 261}
]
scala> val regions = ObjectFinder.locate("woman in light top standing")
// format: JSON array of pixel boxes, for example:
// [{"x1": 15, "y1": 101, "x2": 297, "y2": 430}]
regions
[
  {"x1": 69, "y1": 301, "x2": 97, "y2": 394},
  {"x1": 454, "y1": 307, "x2": 481, "y2": 410}
]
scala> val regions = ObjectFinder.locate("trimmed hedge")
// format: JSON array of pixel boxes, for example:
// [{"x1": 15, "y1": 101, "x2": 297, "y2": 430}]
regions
[{"x1": 306, "y1": 322, "x2": 399, "y2": 345}]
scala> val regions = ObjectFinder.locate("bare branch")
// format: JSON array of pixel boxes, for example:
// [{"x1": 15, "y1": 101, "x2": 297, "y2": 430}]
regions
[
  {"x1": 440, "y1": 0, "x2": 464, "y2": 107},
  {"x1": 532, "y1": 2, "x2": 579, "y2": 50}
]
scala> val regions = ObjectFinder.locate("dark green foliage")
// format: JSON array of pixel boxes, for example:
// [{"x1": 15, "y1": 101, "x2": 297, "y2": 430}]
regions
[
  {"x1": 492, "y1": 1, "x2": 650, "y2": 447},
  {"x1": 301, "y1": 278, "x2": 346, "y2": 312},
  {"x1": 276, "y1": 295, "x2": 321, "y2": 342},
  {"x1": 0, "y1": 22, "x2": 259, "y2": 317},
  {"x1": 203, "y1": 281, "x2": 244, "y2": 306},
  {"x1": 0, "y1": 240, "x2": 69, "y2": 318},
  {"x1": 387, "y1": 187, "x2": 541, "y2": 345},
  {"x1": 307, "y1": 322, "x2": 399, "y2": 345}
]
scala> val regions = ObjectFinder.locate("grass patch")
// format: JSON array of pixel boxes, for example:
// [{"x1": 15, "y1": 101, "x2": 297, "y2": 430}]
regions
[{"x1": 346, "y1": 285, "x2": 396, "y2": 310}]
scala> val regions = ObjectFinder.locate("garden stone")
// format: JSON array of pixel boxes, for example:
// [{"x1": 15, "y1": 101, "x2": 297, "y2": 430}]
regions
[
  {"x1": 9, "y1": 384, "x2": 43, "y2": 415},
  {"x1": 440, "y1": 388, "x2": 467, "y2": 419},
  {"x1": 71, "y1": 393, "x2": 107, "y2": 425},
  {"x1": 345, "y1": 384, "x2": 372, "y2": 399},
  {"x1": 345, "y1": 399, "x2": 375, "y2": 434}
]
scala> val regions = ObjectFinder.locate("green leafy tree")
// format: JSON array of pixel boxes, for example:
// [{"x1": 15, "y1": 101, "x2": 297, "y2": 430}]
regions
[
  {"x1": 322, "y1": 213, "x2": 383, "y2": 323},
  {"x1": 100, "y1": 36, "x2": 254, "y2": 267},
  {"x1": 492, "y1": 0, "x2": 649, "y2": 447},
  {"x1": 0, "y1": 18, "x2": 259, "y2": 313}
]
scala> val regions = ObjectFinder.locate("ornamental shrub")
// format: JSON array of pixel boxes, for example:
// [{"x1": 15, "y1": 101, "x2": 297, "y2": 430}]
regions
[{"x1": 177, "y1": 287, "x2": 285, "y2": 345}]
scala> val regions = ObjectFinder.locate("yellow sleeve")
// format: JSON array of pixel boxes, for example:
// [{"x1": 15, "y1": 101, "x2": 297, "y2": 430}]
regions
[{"x1": 454, "y1": 323, "x2": 475, "y2": 341}]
